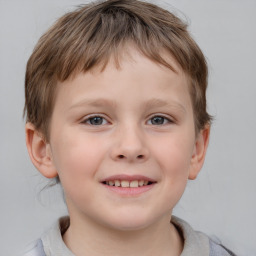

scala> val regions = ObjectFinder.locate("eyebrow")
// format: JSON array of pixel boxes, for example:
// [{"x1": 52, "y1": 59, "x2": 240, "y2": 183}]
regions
[
  {"x1": 69, "y1": 98, "x2": 117, "y2": 110},
  {"x1": 68, "y1": 97, "x2": 186, "y2": 113},
  {"x1": 143, "y1": 98, "x2": 187, "y2": 114}
]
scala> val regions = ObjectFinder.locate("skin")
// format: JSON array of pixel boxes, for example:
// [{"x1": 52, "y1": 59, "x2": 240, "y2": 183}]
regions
[{"x1": 26, "y1": 49, "x2": 210, "y2": 256}]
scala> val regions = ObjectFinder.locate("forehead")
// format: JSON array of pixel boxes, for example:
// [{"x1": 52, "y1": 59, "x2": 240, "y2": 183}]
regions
[{"x1": 54, "y1": 49, "x2": 191, "y2": 112}]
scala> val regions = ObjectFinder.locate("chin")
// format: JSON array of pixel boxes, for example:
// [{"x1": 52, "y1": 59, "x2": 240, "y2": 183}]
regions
[{"x1": 102, "y1": 211, "x2": 159, "y2": 232}]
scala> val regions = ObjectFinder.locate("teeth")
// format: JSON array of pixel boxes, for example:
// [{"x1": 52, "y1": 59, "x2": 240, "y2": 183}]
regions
[
  {"x1": 121, "y1": 180, "x2": 129, "y2": 187},
  {"x1": 114, "y1": 180, "x2": 120, "y2": 187},
  {"x1": 105, "y1": 180, "x2": 152, "y2": 188},
  {"x1": 138, "y1": 180, "x2": 144, "y2": 187},
  {"x1": 108, "y1": 181, "x2": 114, "y2": 186},
  {"x1": 130, "y1": 180, "x2": 139, "y2": 188}
]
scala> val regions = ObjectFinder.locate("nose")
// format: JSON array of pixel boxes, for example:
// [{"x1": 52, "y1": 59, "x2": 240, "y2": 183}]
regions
[{"x1": 110, "y1": 125, "x2": 149, "y2": 163}]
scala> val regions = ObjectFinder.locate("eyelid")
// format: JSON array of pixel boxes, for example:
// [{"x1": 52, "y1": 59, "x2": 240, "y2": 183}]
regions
[
  {"x1": 80, "y1": 114, "x2": 110, "y2": 125},
  {"x1": 146, "y1": 114, "x2": 174, "y2": 125}
]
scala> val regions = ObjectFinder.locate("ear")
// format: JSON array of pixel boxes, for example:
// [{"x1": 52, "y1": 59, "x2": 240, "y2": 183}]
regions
[
  {"x1": 188, "y1": 125, "x2": 210, "y2": 180},
  {"x1": 25, "y1": 122, "x2": 58, "y2": 178}
]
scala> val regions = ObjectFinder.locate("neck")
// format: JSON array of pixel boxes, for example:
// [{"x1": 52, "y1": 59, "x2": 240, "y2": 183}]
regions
[{"x1": 63, "y1": 213, "x2": 183, "y2": 256}]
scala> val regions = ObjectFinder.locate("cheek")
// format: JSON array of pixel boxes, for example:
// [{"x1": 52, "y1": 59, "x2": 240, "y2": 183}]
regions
[
  {"x1": 50, "y1": 134, "x2": 106, "y2": 207},
  {"x1": 153, "y1": 137, "x2": 193, "y2": 207},
  {"x1": 151, "y1": 133, "x2": 194, "y2": 177},
  {"x1": 50, "y1": 132, "x2": 106, "y2": 182}
]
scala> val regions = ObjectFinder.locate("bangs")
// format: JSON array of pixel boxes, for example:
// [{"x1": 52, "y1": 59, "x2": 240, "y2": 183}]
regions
[{"x1": 37, "y1": 1, "x2": 191, "y2": 81}]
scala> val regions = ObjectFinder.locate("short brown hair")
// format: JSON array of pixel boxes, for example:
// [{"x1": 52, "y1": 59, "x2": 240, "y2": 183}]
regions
[{"x1": 24, "y1": 0, "x2": 212, "y2": 140}]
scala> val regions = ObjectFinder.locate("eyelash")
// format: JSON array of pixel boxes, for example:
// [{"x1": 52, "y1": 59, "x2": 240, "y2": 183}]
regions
[
  {"x1": 146, "y1": 115, "x2": 173, "y2": 125},
  {"x1": 81, "y1": 115, "x2": 109, "y2": 126},
  {"x1": 81, "y1": 114, "x2": 173, "y2": 126}
]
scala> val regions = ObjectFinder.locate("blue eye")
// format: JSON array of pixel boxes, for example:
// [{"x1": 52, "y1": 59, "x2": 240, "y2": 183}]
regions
[
  {"x1": 148, "y1": 116, "x2": 170, "y2": 125},
  {"x1": 83, "y1": 116, "x2": 107, "y2": 125}
]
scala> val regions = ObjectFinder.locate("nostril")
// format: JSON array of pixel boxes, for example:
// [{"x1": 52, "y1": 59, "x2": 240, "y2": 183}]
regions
[{"x1": 116, "y1": 154, "x2": 145, "y2": 160}]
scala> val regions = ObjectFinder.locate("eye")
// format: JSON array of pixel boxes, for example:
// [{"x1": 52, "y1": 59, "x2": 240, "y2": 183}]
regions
[
  {"x1": 82, "y1": 116, "x2": 108, "y2": 125},
  {"x1": 147, "y1": 115, "x2": 172, "y2": 125}
]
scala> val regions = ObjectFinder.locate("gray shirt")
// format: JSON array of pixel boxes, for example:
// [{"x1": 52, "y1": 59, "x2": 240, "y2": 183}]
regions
[{"x1": 23, "y1": 216, "x2": 236, "y2": 256}]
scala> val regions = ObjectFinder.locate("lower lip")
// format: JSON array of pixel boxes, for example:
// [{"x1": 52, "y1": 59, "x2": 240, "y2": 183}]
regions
[{"x1": 102, "y1": 183, "x2": 155, "y2": 196}]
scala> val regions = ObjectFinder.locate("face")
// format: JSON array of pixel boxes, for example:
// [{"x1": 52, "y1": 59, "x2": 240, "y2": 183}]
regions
[{"x1": 45, "y1": 51, "x2": 204, "y2": 231}]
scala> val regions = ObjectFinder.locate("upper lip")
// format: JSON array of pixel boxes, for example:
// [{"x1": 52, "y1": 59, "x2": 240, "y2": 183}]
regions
[{"x1": 101, "y1": 174, "x2": 156, "y2": 182}]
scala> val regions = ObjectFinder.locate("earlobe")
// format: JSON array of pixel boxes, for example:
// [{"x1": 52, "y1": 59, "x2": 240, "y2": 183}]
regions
[
  {"x1": 188, "y1": 125, "x2": 210, "y2": 180},
  {"x1": 25, "y1": 123, "x2": 58, "y2": 179}
]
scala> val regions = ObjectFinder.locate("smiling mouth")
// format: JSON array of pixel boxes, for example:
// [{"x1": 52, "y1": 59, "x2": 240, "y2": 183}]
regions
[{"x1": 102, "y1": 180, "x2": 156, "y2": 188}]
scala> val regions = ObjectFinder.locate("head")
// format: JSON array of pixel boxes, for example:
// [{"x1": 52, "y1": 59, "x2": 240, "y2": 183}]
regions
[
  {"x1": 25, "y1": 0, "x2": 211, "y2": 230},
  {"x1": 24, "y1": 0, "x2": 211, "y2": 142}
]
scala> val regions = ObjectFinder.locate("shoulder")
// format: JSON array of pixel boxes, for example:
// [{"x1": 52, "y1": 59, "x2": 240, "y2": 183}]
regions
[
  {"x1": 22, "y1": 216, "x2": 73, "y2": 256},
  {"x1": 22, "y1": 239, "x2": 46, "y2": 256},
  {"x1": 209, "y1": 238, "x2": 237, "y2": 256},
  {"x1": 171, "y1": 216, "x2": 236, "y2": 256},
  {"x1": 40, "y1": 216, "x2": 74, "y2": 255}
]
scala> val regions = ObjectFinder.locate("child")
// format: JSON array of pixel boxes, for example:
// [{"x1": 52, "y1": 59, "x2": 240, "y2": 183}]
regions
[{"x1": 23, "y1": 0, "x2": 236, "y2": 255}]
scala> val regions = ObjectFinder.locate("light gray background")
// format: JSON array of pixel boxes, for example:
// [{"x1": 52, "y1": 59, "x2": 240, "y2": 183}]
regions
[{"x1": 0, "y1": 0, "x2": 255, "y2": 255}]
